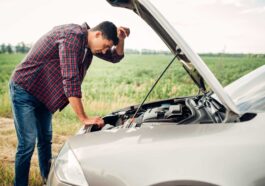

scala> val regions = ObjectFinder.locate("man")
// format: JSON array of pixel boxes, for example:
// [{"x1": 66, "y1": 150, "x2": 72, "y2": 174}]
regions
[{"x1": 9, "y1": 21, "x2": 130, "y2": 185}]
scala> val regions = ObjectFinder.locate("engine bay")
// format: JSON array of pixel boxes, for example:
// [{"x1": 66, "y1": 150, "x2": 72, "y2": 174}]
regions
[
  {"x1": 77, "y1": 94, "x2": 256, "y2": 134},
  {"x1": 103, "y1": 94, "x2": 228, "y2": 128}
]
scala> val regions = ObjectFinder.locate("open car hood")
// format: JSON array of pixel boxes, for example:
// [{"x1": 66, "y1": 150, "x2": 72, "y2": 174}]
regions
[{"x1": 107, "y1": 0, "x2": 239, "y2": 114}]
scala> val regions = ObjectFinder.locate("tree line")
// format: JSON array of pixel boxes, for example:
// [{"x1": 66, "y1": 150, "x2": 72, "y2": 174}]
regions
[
  {"x1": 125, "y1": 49, "x2": 265, "y2": 58},
  {"x1": 200, "y1": 53, "x2": 265, "y2": 58},
  {"x1": 0, "y1": 42, "x2": 31, "y2": 54},
  {"x1": 0, "y1": 43, "x2": 264, "y2": 58}
]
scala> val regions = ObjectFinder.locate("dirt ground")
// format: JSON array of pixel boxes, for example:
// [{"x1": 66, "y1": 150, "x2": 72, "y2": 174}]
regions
[
  {"x1": 0, "y1": 117, "x2": 17, "y2": 164},
  {"x1": 0, "y1": 117, "x2": 67, "y2": 167}
]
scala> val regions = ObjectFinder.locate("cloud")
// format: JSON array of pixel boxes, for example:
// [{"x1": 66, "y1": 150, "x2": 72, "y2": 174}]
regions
[
  {"x1": 220, "y1": 0, "x2": 265, "y2": 8},
  {"x1": 241, "y1": 6, "x2": 265, "y2": 14},
  {"x1": 0, "y1": 0, "x2": 264, "y2": 52}
]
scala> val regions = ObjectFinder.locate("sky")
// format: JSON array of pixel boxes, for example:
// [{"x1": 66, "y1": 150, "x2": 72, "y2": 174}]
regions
[{"x1": 0, "y1": 0, "x2": 264, "y2": 53}]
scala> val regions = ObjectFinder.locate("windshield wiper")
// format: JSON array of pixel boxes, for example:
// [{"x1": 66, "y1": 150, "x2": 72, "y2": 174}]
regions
[{"x1": 128, "y1": 54, "x2": 178, "y2": 127}]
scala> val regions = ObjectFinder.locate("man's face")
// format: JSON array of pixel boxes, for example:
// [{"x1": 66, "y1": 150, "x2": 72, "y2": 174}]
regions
[{"x1": 90, "y1": 31, "x2": 114, "y2": 54}]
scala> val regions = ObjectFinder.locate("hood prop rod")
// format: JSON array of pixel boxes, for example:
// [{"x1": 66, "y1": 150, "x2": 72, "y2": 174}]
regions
[{"x1": 128, "y1": 54, "x2": 178, "y2": 127}]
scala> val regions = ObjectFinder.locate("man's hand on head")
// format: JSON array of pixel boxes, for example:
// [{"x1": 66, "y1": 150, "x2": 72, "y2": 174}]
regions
[
  {"x1": 117, "y1": 27, "x2": 130, "y2": 40},
  {"x1": 115, "y1": 26, "x2": 130, "y2": 55}
]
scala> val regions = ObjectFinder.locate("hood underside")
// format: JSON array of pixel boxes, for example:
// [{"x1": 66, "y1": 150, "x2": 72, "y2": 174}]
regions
[{"x1": 107, "y1": 0, "x2": 240, "y2": 114}]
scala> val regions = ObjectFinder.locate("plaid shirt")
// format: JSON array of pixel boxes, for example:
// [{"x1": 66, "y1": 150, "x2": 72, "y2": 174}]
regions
[{"x1": 11, "y1": 22, "x2": 123, "y2": 113}]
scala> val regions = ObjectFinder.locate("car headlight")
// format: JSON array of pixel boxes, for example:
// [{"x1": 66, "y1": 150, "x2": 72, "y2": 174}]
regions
[{"x1": 55, "y1": 143, "x2": 88, "y2": 186}]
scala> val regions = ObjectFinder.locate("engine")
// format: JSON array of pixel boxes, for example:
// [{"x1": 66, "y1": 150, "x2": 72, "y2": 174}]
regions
[
  {"x1": 102, "y1": 95, "x2": 227, "y2": 128},
  {"x1": 78, "y1": 94, "x2": 256, "y2": 134}
]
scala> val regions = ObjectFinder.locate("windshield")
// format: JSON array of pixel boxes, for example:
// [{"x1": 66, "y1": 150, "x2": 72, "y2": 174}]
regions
[{"x1": 224, "y1": 65, "x2": 265, "y2": 113}]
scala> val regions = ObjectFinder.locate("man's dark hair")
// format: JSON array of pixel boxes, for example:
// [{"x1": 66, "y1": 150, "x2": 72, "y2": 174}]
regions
[{"x1": 91, "y1": 21, "x2": 119, "y2": 45}]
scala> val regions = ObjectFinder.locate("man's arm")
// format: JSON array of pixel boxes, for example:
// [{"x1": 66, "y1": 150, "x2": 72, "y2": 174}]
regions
[
  {"x1": 68, "y1": 97, "x2": 104, "y2": 127},
  {"x1": 59, "y1": 33, "x2": 104, "y2": 127},
  {"x1": 95, "y1": 26, "x2": 130, "y2": 63},
  {"x1": 115, "y1": 27, "x2": 130, "y2": 55}
]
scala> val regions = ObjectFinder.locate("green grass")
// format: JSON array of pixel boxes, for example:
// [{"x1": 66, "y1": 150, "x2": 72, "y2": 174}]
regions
[
  {"x1": 0, "y1": 161, "x2": 42, "y2": 186},
  {"x1": 0, "y1": 54, "x2": 25, "y2": 117},
  {"x1": 0, "y1": 53, "x2": 265, "y2": 184},
  {"x1": 205, "y1": 55, "x2": 265, "y2": 85},
  {"x1": 1, "y1": 53, "x2": 265, "y2": 119}
]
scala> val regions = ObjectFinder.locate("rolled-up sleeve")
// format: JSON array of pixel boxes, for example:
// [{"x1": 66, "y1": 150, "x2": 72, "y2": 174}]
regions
[
  {"x1": 59, "y1": 33, "x2": 82, "y2": 98},
  {"x1": 95, "y1": 47, "x2": 124, "y2": 63}
]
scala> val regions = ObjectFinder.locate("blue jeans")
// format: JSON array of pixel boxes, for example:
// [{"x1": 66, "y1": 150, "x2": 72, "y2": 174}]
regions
[{"x1": 9, "y1": 81, "x2": 52, "y2": 186}]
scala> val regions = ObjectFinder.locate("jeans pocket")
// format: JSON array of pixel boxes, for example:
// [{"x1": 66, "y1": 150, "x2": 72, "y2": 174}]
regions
[
  {"x1": 11, "y1": 82, "x2": 31, "y2": 102},
  {"x1": 13, "y1": 83, "x2": 26, "y2": 92},
  {"x1": 9, "y1": 81, "x2": 17, "y2": 98}
]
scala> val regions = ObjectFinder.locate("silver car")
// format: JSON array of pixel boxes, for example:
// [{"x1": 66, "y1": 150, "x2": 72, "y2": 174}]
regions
[{"x1": 47, "y1": 0, "x2": 265, "y2": 185}]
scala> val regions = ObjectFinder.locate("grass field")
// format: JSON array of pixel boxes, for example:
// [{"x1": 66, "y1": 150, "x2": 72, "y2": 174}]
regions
[{"x1": 0, "y1": 53, "x2": 265, "y2": 185}]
